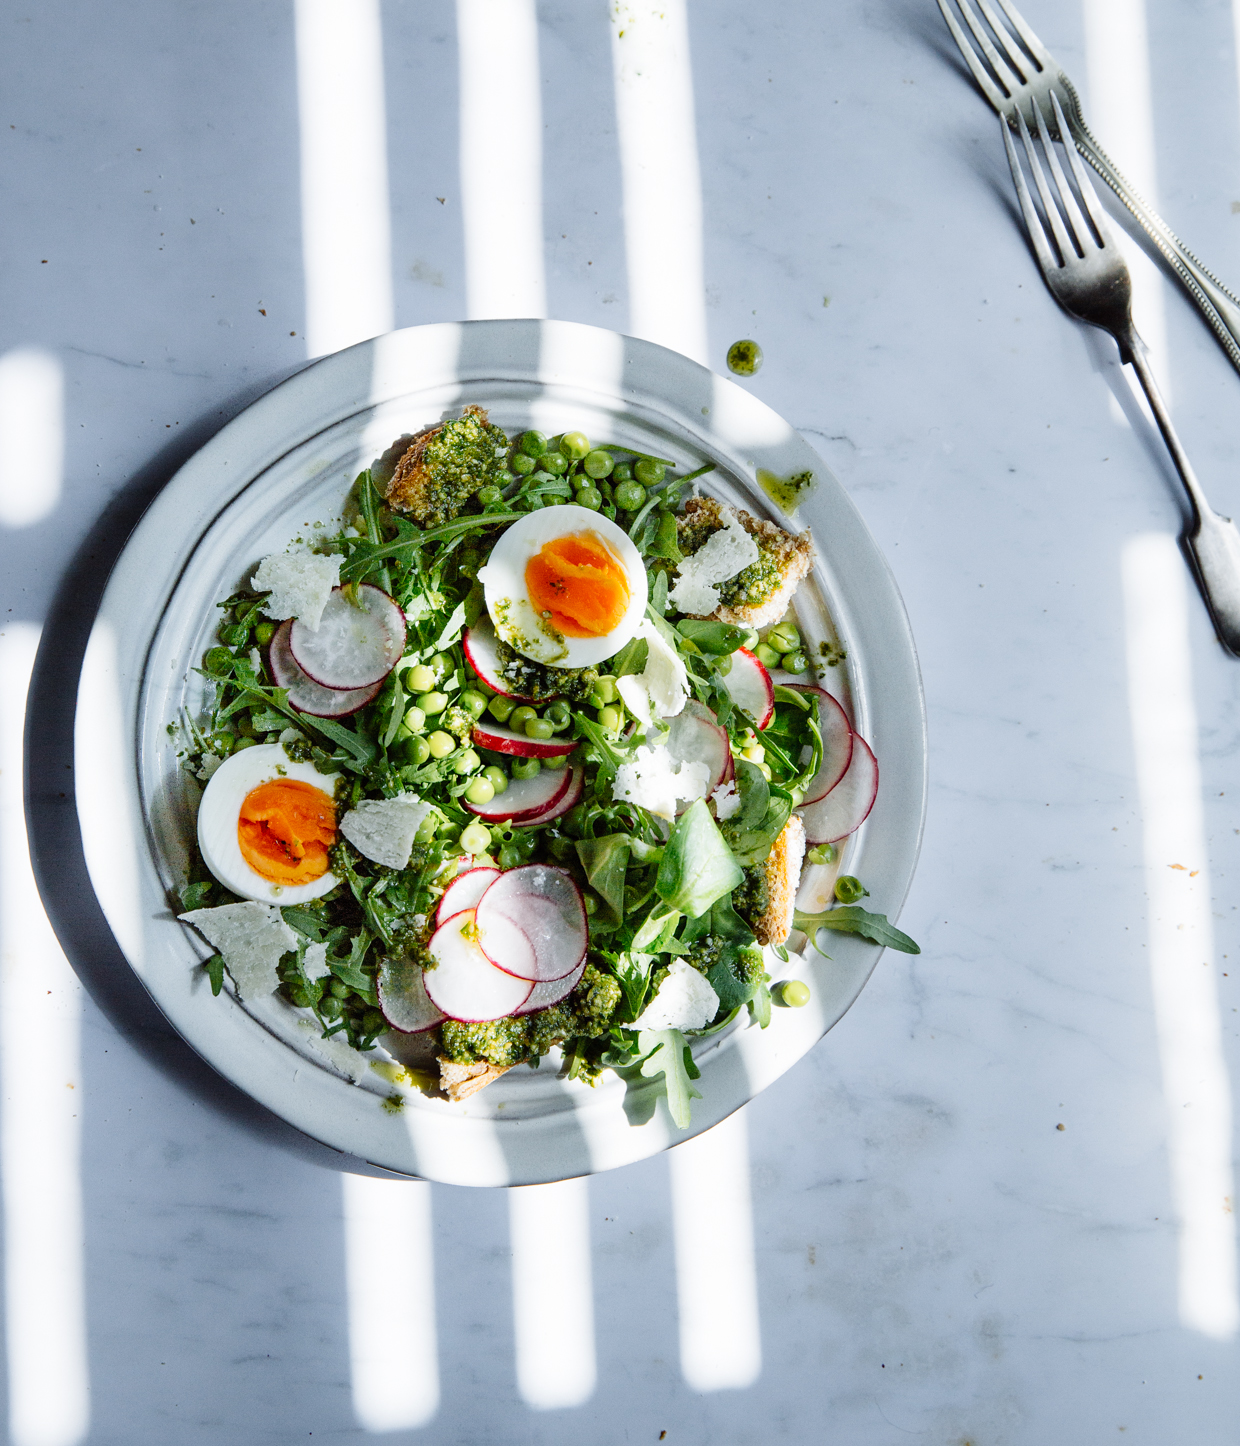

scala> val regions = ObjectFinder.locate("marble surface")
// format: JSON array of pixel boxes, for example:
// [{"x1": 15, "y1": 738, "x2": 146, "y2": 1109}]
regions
[{"x1": 3, "y1": 0, "x2": 1240, "y2": 1442}]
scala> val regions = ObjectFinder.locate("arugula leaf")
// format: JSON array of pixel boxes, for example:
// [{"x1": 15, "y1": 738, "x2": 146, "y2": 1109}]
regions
[
  {"x1": 204, "y1": 954, "x2": 225, "y2": 997},
  {"x1": 611, "y1": 952, "x2": 654, "y2": 1022},
  {"x1": 380, "y1": 671, "x2": 406, "y2": 750},
  {"x1": 611, "y1": 634, "x2": 649, "y2": 678},
  {"x1": 656, "y1": 800, "x2": 743, "y2": 918},
  {"x1": 638, "y1": 1028, "x2": 702, "y2": 1129},
  {"x1": 434, "y1": 601, "x2": 467, "y2": 652},
  {"x1": 723, "y1": 778, "x2": 791, "y2": 867},
  {"x1": 631, "y1": 906, "x2": 681, "y2": 954},
  {"x1": 649, "y1": 568, "x2": 670, "y2": 616},
  {"x1": 575, "y1": 834, "x2": 629, "y2": 924},
  {"x1": 281, "y1": 906, "x2": 326, "y2": 940},
  {"x1": 676, "y1": 619, "x2": 748, "y2": 655},
  {"x1": 331, "y1": 928, "x2": 375, "y2": 991},
  {"x1": 795, "y1": 906, "x2": 921, "y2": 954},
  {"x1": 748, "y1": 976, "x2": 772, "y2": 1028},
  {"x1": 249, "y1": 706, "x2": 287, "y2": 733}
]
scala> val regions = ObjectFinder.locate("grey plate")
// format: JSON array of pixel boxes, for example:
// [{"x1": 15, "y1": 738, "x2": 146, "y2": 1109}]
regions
[{"x1": 72, "y1": 319, "x2": 926, "y2": 1186}]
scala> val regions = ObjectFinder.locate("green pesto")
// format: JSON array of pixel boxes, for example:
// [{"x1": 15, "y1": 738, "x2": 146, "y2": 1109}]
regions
[
  {"x1": 415, "y1": 412, "x2": 509, "y2": 529},
  {"x1": 756, "y1": 467, "x2": 815, "y2": 515},
  {"x1": 496, "y1": 637, "x2": 599, "y2": 703},
  {"x1": 677, "y1": 515, "x2": 785, "y2": 610},
  {"x1": 381, "y1": 1092, "x2": 405, "y2": 1114},
  {"x1": 437, "y1": 962, "x2": 621, "y2": 1067},
  {"x1": 726, "y1": 339, "x2": 763, "y2": 376},
  {"x1": 730, "y1": 866, "x2": 770, "y2": 929},
  {"x1": 439, "y1": 703, "x2": 475, "y2": 746},
  {"x1": 491, "y1": 597, "x2": 570, "y2": 665},
  {"x1": 818, "y1": 639, "x2": 848, "y2": 668}
]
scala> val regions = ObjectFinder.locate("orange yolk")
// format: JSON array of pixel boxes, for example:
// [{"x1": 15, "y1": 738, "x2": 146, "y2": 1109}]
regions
[
  {"x1": 237, "y1": 779, "x2": 337, "y2": 885},
  {"x1": 524, "y1": 531, "x2": 631, "y2": 639}
]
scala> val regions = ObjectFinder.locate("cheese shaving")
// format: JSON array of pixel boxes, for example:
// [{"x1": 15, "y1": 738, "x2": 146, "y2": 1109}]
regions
[
  {"x1": 340, "y1": 794, "x2": 432, "y2": 870},
  {"x1": 668, "y1": 510, "x2": 760, "y2": 616},
  {"x1": 612, "y1": 744, "x2": 711, "y2": 821},
  {"x1": 252, "y1": 550, "x2": 342, "y2": 631},
  {"x1": 632, "y1": 958, "x2": 720, "y2": 1032},
  {"x1": 615, "y1": 619, "x2": 690, "y2": 728},
  {"x1": 178, "y1": 901, "x2": 298, "y2": 1001}
]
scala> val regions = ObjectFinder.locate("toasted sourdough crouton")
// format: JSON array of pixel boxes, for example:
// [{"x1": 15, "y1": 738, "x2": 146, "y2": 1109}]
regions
[
  {"x1": 748, "y1": 814, "x2": 806, "y2": 947},
  {"x1": 386, "y1": 404, "x2": 507, "y2": 528},
  {"x1": 677, "y1": 496, "x2": 814, "y2": 631},
  {"x1": 438, "y1": 1055, "x2": 512, "y2": 1103}
]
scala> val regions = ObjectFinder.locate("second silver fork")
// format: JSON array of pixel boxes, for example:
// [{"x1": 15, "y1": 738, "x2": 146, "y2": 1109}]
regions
[{"x1": 1005, "y1": 93, "x2": 1240, "y2": 656}]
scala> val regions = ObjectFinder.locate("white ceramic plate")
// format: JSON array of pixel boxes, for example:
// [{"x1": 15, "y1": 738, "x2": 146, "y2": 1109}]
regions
[{"x1": 74, "y1": 320, "x2": 926, "y2": 1186}]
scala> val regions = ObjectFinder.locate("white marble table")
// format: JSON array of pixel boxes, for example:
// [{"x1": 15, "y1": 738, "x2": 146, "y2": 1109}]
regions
[{"x1": 3, "y1": 0, "x2": 1240, "y2": 1441}]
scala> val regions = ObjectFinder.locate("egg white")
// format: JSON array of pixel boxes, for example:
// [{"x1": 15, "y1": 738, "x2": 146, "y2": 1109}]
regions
[
  {"x1": 197, "y1": 743, "x2": 340, "y2": 904},
  {"x1": 477, "y1": 505, "x2": 648, "y2": 668}
]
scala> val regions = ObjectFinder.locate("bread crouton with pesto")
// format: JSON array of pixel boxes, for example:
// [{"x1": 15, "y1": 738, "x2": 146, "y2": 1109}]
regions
[
  {"x1": 675, "y1": 496, "x2": 814, "y2": 632},
  {"x1": 384, "y1": 404, "x2": 509, "y2": 528}
]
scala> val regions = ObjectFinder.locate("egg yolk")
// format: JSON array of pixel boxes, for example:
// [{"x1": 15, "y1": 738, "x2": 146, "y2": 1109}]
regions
[
  {"x1": 524, "y1": 531, "x2": 631, "y2": 638},
  {"x1": 237, "y1": 779, "x2": 337, "y2": 885}
]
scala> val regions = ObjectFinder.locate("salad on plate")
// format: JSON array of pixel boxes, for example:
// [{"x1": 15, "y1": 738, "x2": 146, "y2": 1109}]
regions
[{"x1": 174, "y1": 408, "x2": 916, "y2": 1126}]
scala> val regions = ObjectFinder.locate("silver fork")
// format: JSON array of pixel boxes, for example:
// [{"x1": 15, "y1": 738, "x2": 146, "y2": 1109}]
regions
[
  {"x1": 1004, "y1": 93, "x2": 1240, "y2": 656},
  {"x1": 937, "y1": 0, "x2": 1240, "y2": 379}
]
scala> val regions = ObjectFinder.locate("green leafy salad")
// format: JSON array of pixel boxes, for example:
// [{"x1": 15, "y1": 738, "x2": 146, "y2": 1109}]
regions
[{"x1": 175, "y1": 410, "x2": 917, "y2": 1126}]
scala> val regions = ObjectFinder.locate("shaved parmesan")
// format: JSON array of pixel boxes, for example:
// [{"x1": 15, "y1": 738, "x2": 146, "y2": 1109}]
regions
[
  {"x1": 340, "y1": 794, "x2": 432, "y2": 870},
  {"x1": 711, "y1": 780, "x2": 741, "y2": 820},
  {"x1": 612, "y1": 744, "x2": 711, "y2": 821},
  {"x1": 178, "y1": 901, "x2": 298, "y2": 1001},
  {"x1": 615, "y1": 620, "x2": 690, "y2": 727},
  {"x1": 633, "y1": 958, "x2": 720, "y2": 1032},
  {"x1": 252, "y1": 550, "x2": 341, "y2": 631},
  {"x1": 668, "y1": 510, "x2": 759, "y2": 616},
  {"x1": 302, "y1": 941, "x2": 331, "y2": 982}
]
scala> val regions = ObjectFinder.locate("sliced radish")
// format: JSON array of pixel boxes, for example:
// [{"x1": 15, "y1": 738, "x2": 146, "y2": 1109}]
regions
[
  {"x1": 290, "y1": 584, "x2": 406, "y2": 690},
  {"x1": 269, "y1": 620, "x2": 382, "y2": 717},
  {"x1": 471, "y1": 717, "x2": 576, "y2": 758},
  {"x1": 377, "y1": 956, "x2": 447, "y2": 1034},
  {"x1": 475, "y1": 864, "x2": 587, "y2": 983},
  {"x1": 514, "y1": 765, "x2": 585, "y2": 828},
  {"x1": 665, "y1": 699, "x2": 730, "y2": 802},
  {"x1": 463, "y1": 763, "x2": 572, "y2": 823},
  {"x1": 462, "y1": 616, "x2": 545, "y2": 701},
  {"x1": 514, "y1": 957, "x2": 587, "y2": 1016},
  {"x1": 798, "y1": 733, "x2": 879, "y2": 844},
  {"x1": 785, "y1": 684, "x2": 854, "y2": 805},
  {"x1": 436, "y1": 866, "x2": 501, "y2": 925},
  {"x1": 723, "y1": 648, "x2": 774, "y2": 730},
  {"x1": 422, "y1": 909, "x2": 534, "y2": 1021}
]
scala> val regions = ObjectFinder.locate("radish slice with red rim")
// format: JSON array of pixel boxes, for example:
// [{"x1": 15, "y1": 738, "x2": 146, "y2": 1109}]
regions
[
  {"x1": 289, "y1": 584, "x2": 406, "y2": 690},
  {"x1": 471, "y1": 718, "x2": 576, "y2": 758},
  {"x1": 784, "y1": 684, "x2": 854, "y2": 805},
  {"x1": 797, "y1": 733, "x2": 878, "y2": 844},
  {"x1": 664, "y1": 699, "x2": 730, "y2": 802},
  {"x1": 436, "y1": 866, "x2": 501, "y2": 925},
  {"x1": 269, "y1": 620, "x2": 382, "y2": 717},
  {"x1": 422, "y1": 909, "x2": 534, "y2": 1021},
  {"x1": 377, "y1": 956, "x2": 447, "y2": 1033},
  {"x1": 722, "y1": 648, "x2": 774, "y2": 730},
  {"x1": 463, "y1": 763, "x2": 573, "y2": 822},
  {"x1": 475, "y1": 864, "x2": 587, "y2": 983},
  {"x1": 462, "y1": 616, "x2": 546, "y2": 701},
  {"x1": 514, "y1": 957, "x2": 587, "y2": 1016},
  {"x1": 513, "y1": 765, "x2": 584, "y2": 828}
]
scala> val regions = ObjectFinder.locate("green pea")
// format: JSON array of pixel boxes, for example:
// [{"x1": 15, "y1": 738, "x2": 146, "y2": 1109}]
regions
[
  {"x1": 416, "y1": 691, "x2": 448, "y2": 717},
  {"x1": 597, "y1": 705, "x2": 622, "y2": 732},
  {"x1": 576, "y1": 488, "x2": 603, "y2": 511},
  {"x1": 488, "y1": 694, "x2": 516, "y2": 722},
  {"x1": 511, "y1": 451, "x2": 536, "y2": 476},
  {"x1": 510, "y1": 705, "x2": 537, "y2": 732},
  {"x1": 784, "y1": 651, "x2": 810, "y2": 675},
  {"x1": 780, "y1": 979, "x2": 811, "y2": 1008},
  {"x1": 571, "y1": 471, "x2": 593, "y2": 491},
  {"x1": 428, "y1": 653, "x2": 452, "y2": 681},
  {"x1": 633, "y1": 457, "x2": 665, "y2": 486},
  {"x1": 498, "y1": 843, "x2": 523, "y2": 869},
  {"x1": 453, "y1": 748, "x2": 481, "y2": 774},
  {"x1": 559, "y1": 430, "x2": 590, "y2": 460},
  {"x1": 613, "y1": 481, "x2": 646, "y2": 511},
  {"x1": 612, "y1": 461, "x2": 633, "y2": 483},
  {"x1": 768, "y1": 623, "x2": 802, "y2": 654},
  {"x1": 330, "y1": 979, "x2": 351, "y2": 1000},
  {"x1": 399, "y1": 705, "x2": 427, "y2": 736},
  {"x1": 482, "y1": 765, "x2": 508, "y2": 795},
  {"x1": 460, "y1": 822, "x2": 492, "y2": 855},
  {"x1": 742, "y1": 741, "x2": 765, "y2": 765},
  {"x1": 511, "y1": 756, "x2": 541, "y2": 779},
  {"x1": 519, "y1": 429, "x2": 548, "y2": 458},
  {"x1": 590, "y1": 676, "x2": 619, "y2": 706},
  {"x1": 218, "y1": 622, "x2": 250, "y2": 647},
  {"x1": 458, "y1": 689, "x2": 489, "y2": 719},
  {"x1": 834, "y1": 875, "x2": 869, "y2": 905},
  {"x1": 543, "y1": 752, "x2": 569, "y2": 770},
  {"x1": 740, "y1": 627, "x2": 760, "y2": 651},
  {"x1": 254, "y1": 621, "x2": 276, "y2": 646},
  {"x1": 319, "y1": 995, "x2": 343, "y2": 1020},
  {"x1": 545, "y1": 700, "x2": 571, "y2": 729},
  {"x1": 361, "y1": 1009, "x2": 386, "y2": 1035},
  {"x1": 414, "y1": 811, "x2": 439, "y2": 840},
  {"x1": 203, "y1": 646, "x2": 233, "y2": 675},
  {"x1": 405, "y1": 663, "x2": 436, "y2": 692},
  {"x1": 754, "y1": 643, "x2": 781, "y2": 669},
  {"x1": 427, "y1": 730, "x2": 456, "y2": 758},
  {"x1": 465, "y1": 776, "x2": 495, "y2": 805},
  {"x1": 402, "y1": 735, "x2": 431, "y2": 766},
  {"x1": 288, "y1": 986, "x2": 311, "y2": 1008},
  {"x1": 525, "y1": 717, "x2": 555, "y2": 741},
  {"x1": 541, "y1": 450, "x2": 568, "y2": 476},
  {"x1": 806, "y1": 842, "x2": 835, "y2": 865},
  {"x1": 477, "y1": 485, "x2": 504, "y2": 507},
  {"x1": 583, "y1": 449, "x2": 614, "y2": 479},
  {"x1": 232, "y1": 736, "x2": 259, "y2": 752}
]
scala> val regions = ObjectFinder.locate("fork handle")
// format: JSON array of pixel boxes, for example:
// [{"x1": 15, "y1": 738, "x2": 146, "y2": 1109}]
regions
[
  {"x1": 1071, "y1": 117, "x2": 1240, "y2": 378},
  {"x1": 1125, "y1": 338, "x2": 1240, "y2": 656}
]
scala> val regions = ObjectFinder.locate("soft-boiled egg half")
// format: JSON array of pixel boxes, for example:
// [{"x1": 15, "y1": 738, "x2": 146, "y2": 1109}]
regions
[
  {"x1": 477, "y1": 505, "x2": 648, "y2": 668},
  {"x1": 197, "y1": 743, "x2": 340, "y2": 904}
]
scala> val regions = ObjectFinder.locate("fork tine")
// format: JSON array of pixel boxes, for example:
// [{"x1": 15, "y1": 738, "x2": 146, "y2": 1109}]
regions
[
  {"x1": 990, "y1": 0, "x2": 1057, "y2": 73},
  {"x1": 1002, "y1": 116, "x2": 1059, "y2": 278},
  {"x1": 1029, "y1": 98, "x2": 1091, "y2": 256},
  {"x1": 935, "y1": 0, "x2": 1012, "y2": 110},
  {"x1": 1050, "y1": 91, "x2": 1116, "y2": 250},
  {"x1": 1016, "y1": 107, "x2": 1076, "y2": 268},
  {"x1": 950, "y1": 0, "x2": 1029, "y2": 97},
  {"x1": 973, "y1": 0, "x2": 1039, "y2": 84}
]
